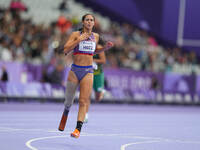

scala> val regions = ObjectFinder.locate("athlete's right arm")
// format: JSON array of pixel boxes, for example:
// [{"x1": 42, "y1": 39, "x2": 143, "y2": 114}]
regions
[
  {"x1": 63, "y1": 32, "x2": 80, "y2": 54},
  {"x1": 64, "y1": 32, "x2": 90, "y2": 54}
]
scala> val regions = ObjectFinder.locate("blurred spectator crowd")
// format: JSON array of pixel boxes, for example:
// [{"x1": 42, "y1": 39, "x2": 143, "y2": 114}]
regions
[{"x1": 0, "y1": 1, "x2": 200, "y2": 78}]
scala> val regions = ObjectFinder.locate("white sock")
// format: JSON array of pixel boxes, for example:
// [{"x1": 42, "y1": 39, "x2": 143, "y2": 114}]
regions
[{"x1": 85, "y1": 113, "x2": 89, "y2": 119}]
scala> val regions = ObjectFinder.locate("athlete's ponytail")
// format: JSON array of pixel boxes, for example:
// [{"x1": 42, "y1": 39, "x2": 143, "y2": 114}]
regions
[{"x1": 78, "y1": 27, "x2": 83, "y2": 32}]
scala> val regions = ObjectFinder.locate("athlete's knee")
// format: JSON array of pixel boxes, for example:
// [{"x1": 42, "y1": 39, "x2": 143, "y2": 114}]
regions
[
  {"x1": 64, "y1": 99, "x2": 73, "y2": 110},
  {"x1": 95, "y1": 92, "x2": 104, "y2": 101},
  {"x1": 79, "y1": 98, "x2": 89, "y2": 107}
]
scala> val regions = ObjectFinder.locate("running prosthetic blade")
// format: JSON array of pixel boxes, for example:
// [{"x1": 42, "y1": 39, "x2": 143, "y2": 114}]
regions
[{"x1": 58, "y1": 113, "x2": 67, "y2": 131}]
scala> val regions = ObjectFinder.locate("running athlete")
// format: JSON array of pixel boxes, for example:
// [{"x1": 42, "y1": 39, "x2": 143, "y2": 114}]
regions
[
  {"x1": 58, "y1": 14, "x2": 113, "y2": 138},
  {"x1": 84, "y1": 51, "x2": 106, "y2": 123}
]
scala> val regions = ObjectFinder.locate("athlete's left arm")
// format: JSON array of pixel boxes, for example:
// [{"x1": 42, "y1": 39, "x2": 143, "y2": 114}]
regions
[{"x1": 94, "y1": 33, "x2": 114, "y2": 54}]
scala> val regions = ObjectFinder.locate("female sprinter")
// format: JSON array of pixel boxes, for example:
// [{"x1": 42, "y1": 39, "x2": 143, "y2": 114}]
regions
[{"x1": 58, "y1": 14, "x2": 113, "y2": 138}]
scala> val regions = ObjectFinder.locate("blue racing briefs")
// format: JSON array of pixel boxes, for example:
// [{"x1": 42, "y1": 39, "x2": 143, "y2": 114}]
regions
[{"x1": 71, "y1": 64, "x2": 93, "y2": 81}]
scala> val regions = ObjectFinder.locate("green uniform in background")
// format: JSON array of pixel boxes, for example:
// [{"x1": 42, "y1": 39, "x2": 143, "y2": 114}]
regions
[{"x1": 93, "y1": 54, "x2": 104, "y2": 92}]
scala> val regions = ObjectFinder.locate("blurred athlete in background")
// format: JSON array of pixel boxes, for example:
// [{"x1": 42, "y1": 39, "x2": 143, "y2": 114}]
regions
[{"x1": 84, "y1": 50, "x2": 106, "y2": 123}]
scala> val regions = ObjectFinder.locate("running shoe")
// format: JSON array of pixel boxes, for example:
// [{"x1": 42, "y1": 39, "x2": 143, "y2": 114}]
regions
[{"x1": 71, "y1": 129, "x2": 80, "y2": 138}]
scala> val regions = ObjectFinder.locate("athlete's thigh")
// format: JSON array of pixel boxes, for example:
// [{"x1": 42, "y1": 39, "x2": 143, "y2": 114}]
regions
[
  {"x1": 79, "y1": 73, "x2": 94, "y2": 99},
  {"x1": 67, "y1": 70, "x2": 78, "y2": 84}
]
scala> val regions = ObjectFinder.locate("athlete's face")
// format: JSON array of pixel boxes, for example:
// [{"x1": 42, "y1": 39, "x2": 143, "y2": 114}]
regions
[{"x1": 83, "y1": 15, "x2": 95, "y2": 30}]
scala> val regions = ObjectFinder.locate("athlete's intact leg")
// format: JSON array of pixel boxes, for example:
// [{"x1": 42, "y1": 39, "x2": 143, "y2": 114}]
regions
[
  {"x1": 78, "y1": 73, "x2": 93, "y2": 122},
  {"x1": 85, "y1": 74, "x2": 104, "y2": 123},
  {"x1": 71, "y1": 73, "x2": 93, "y2": 138}
]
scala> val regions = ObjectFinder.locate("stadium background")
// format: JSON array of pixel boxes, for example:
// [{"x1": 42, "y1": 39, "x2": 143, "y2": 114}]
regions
[{"x1": 0, "y1": 0, "x2": 200, "y2": 105}]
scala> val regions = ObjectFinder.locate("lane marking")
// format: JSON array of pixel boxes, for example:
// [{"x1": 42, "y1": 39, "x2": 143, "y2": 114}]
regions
[
  {"x1": 0, "y1": 126, "x2": 66, "y2": 133},
  {"x1": 25, "y1": 133, "x2": 200, "y2": 150},
  {"x1": 121, "y1": 139, "x2": 200, "y2": 150},
  {"x1": 26, "y1": 135, "x2": 69, "y2": 150},
  {"x1": 26, "y1": 133, "x2": 161, "y2": 150},
  {"x1": 2, "y1": 127, "x2": 200, "y2": 150},
  {"x1": 121, "y1": 140, "x2": 161, "y2": 150}
]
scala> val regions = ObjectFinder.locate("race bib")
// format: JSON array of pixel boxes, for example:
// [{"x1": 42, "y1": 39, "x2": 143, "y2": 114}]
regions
[{"x1": 79, "y1": 41, "x2": 96, "y2": 52}]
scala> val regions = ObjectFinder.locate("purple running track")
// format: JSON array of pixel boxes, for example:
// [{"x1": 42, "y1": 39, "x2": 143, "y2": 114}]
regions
[{"x1": 0, "y1": 102, "x2": 200, "y2": 150}]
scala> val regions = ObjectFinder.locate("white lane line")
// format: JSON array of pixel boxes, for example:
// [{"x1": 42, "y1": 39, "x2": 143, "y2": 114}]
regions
[
  {"x1": 0, "y1": 127, "x2": 22, "y2": 132},
  {"x1": 0, "y1": 126, "x2": 67, "y2": 133},
  {"x1": 0, "y1": 126, "x2": 163, "y2": 140},
  {"x1": 121, "y1": 140, "x2": 161, "y2": 150},
  {"x1": 25, "y1": 133, "x2": 165, "y2": 150},
  {"x1": 172, "y1": 140, "x2": 200, "y2": 144},
  {"x1": 25, "y1": 133, "x2": 122, "y2": 150},
  {"x1": 26, "y1": 135, "x2": 69, "y2": 150},
  {"x1": 1, "y1": 126, "x2": 199, "y2": 144},
  {"x1": 25, "y1": 134, "x2": 200, "y2": 150},
  {"x1": 119, "y1": 135, "x2": 163, "y2": 140}
]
